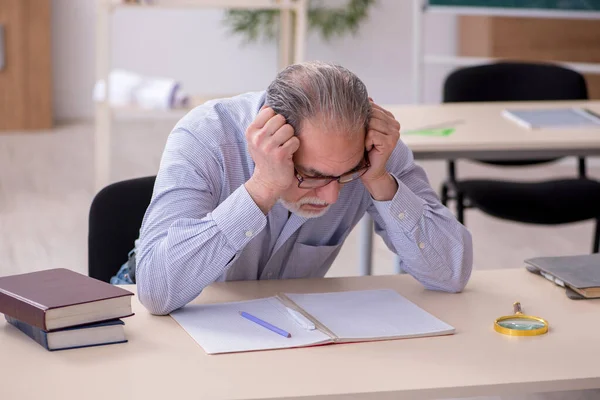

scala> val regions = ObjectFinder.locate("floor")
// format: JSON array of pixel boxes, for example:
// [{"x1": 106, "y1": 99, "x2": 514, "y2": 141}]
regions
[{"x1": 1, "y1": 118, "x2": 598, "y2": 399}]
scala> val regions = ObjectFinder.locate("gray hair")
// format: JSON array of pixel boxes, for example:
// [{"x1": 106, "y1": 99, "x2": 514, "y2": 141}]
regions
[{"x1": 265, "y1": 61, "x2": 371, "y2": 136}]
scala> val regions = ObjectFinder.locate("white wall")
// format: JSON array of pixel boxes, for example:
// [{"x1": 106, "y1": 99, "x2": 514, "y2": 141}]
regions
[
  {"x1": 51, "y1": 0, "x2": 457, "y2": 121},
  {"x1": 52, "y1": 0, "x2": 97, "y2": 120}
]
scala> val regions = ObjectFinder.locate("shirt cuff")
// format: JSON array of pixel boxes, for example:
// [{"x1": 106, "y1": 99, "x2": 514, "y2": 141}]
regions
[
  {"x1": 210, "y1": 184, "x2": 267, "y2": 251},
  {"x1": 371, "y1": 173, "x2": 425, "y2": 233}
]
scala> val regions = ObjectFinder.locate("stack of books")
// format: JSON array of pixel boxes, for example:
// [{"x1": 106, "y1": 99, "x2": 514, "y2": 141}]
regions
[{"x1": 0, "y1": 268, "x2": 134, "y2": 351}]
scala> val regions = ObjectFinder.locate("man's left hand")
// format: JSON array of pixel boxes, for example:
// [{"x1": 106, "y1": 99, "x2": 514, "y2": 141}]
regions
[{"x1": 361, "y1": 100, "x2": 401, "y2": 201}]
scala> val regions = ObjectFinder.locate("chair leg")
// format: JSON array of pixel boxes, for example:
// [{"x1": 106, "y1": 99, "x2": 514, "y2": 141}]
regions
[
  {"x1": 593, "y1": 219, "x2": 600, "y2": 253},
  {"x1": 440, "y1": 182, "x2": 449, "y2": 206},
  {"x1": 456, "y1": 191, "x2": 465, "y2": 225},
  {"x1": 578, "y1": 157, "x2": 587, "y2": 179}
]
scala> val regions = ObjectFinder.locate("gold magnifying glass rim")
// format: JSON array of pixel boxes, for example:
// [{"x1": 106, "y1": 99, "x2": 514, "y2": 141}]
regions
[{"x1": 494, "y1": 314, "x2": 549, "y2": 336}]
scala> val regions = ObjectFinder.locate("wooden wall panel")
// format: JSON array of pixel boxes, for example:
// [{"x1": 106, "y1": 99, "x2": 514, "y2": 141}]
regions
[
  {"x1": 0, "y1": 0, "x2": 52, "y2": 131},
  {"x1": 458, "y1": 16, "x2": 600, "y2": 100}
]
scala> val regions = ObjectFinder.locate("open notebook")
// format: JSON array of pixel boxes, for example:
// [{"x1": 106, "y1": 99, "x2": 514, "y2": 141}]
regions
[{"x1": 170, "y1": 289, "x2": 455, "y2": 354}]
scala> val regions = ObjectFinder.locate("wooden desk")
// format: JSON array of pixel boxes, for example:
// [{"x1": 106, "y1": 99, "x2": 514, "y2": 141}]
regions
[
  {"x1": 1, "y1": 269, "x2": 599, "y2": 399},
  {"x1": 388, "y1": 100, "x2": 600, "y2": 160}
]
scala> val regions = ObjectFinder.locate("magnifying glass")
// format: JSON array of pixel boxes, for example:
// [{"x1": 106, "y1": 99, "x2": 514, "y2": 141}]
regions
[{"x1": 494, "y1": 301, "x2": 549, "y2": 336}]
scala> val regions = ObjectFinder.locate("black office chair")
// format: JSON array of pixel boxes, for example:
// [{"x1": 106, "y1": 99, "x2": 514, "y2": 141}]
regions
[
  {"x1": 88, "y1": 176, "x2": 156, "y2": 282},
  {"x1": 440, "y1": 62, "x2": 600, "y2": 253}
]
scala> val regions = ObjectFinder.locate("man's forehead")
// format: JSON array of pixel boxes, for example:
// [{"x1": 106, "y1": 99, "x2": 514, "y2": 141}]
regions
[{"x1": 295, "y1": 145, "x2": 365, "y2": 177}]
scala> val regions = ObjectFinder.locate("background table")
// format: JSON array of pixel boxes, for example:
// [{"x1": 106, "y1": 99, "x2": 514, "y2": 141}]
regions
[
  {"x1": 393, "y1": 100, "x2": 600, "y2": 160},
  {"x1": 358, "y1": 100, "x2": 600, "y2": 276}
]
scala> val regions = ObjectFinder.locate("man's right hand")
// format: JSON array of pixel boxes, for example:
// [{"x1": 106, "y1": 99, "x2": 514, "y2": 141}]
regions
[{"x1": 244, "y1": 106, "x2": 300, "y2": 214}]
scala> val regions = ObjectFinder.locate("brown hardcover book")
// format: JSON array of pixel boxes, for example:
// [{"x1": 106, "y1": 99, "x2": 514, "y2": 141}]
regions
[{"x1": 0, "y1": 268, "x2": 134, "y2": 331}]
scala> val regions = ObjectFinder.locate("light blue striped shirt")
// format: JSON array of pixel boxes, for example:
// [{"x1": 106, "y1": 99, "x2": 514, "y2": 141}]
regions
[{"x1": 136, "y1": 91, "x2": 473, "y2": 315}]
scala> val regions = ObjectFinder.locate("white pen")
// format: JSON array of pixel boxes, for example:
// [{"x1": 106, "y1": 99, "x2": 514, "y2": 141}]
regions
[{"x1": 286, "y1": 307, "x2": 316, "y2": 330}]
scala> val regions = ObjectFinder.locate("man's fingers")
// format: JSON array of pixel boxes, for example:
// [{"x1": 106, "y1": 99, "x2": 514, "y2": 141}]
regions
[
  {"x1": 268, "y1": 124, "x2": 295, "y2": 149},
  {"x1": 251, "y1": 107, "x2": 277, "y2": 129},
  {"x1": 370, "y1": 101, "x2": 395, "y2": 119},
  {"x1": 369, "y1": 109, "x2": 391, "y2": 124},
  {"x1": 279, "y1": 136, "x2": 300, "y2": 158},
  {"x1": 368, "y1": 117, "x2": 394, "y2": 135},
  {"x1": 370, "y1": 108, "x2": 401, "y2": 131},
  {"x1": 365, "y1": 131, "x2": 376, "y2": 152},
  {"x1": 366, "y1": 128, "x2": 395, "y2": 152},
  {"x1": 262, "y1": 113, "x2": 287, "y2": 136},
  {"x1": 369, "y1": 107, "x2": 387, "y2": 119},
  {"x1": 369, "y1": 101, "x2": 388, "y2": 113}
]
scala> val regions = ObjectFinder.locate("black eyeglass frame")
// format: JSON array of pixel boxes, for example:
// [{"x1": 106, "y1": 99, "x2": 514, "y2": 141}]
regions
[{"x1": 294, "y1": 150, "x2": 371, "y2": 189}]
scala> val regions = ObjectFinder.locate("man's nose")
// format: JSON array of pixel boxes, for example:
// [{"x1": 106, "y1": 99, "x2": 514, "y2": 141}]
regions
[{"x1": 315, "y1": 180, "x2": 341, "y2": 205}]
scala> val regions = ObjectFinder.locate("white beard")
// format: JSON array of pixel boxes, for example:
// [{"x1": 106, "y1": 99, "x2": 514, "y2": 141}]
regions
[{"x1": 278, "y1": 196, "x2": 331, "y2": 218}]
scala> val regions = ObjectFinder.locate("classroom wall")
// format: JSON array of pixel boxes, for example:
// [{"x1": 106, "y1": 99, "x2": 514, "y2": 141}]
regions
[{"x1": 51, "y1": 0, "x2": 458, "y2": 121}]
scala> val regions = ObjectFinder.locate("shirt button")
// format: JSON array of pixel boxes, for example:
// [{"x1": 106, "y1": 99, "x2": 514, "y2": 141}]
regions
[
  {"x1": 398, "y1": 212, "x2": 405, "y2": 220},
  {"x1": 419, "y1": 242, "x2": 425, "y2": 249},
  {"x1": 245, "y1": 230, "x2": 253, "y2": 237}
]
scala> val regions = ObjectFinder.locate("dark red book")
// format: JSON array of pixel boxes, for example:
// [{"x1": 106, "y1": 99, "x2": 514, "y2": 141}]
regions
[{"x1": 0, "y1": 268, "x2": 133, "y2": 331}]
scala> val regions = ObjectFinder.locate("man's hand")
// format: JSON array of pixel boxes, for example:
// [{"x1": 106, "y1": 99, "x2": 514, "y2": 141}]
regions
[
  {"x1": 245, "y1": 107, "x2": 300, "y2": 214},
  {"x1": 361, "y1": 100, "x2": 401, "y2": 201}
]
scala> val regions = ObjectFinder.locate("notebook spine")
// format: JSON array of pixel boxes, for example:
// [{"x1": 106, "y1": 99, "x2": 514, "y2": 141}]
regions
[
  {"x1": 0, "y1": 290, "x2": 47, "y2": 330},
  {"x1": 275, "y1": 293, "x2": 338, "y2": 340},
  {"x1": 5, "y1": 315, "x2": 50, "y2": 350}
]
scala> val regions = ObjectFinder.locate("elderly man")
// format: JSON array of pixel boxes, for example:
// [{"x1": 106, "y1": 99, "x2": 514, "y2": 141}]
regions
[{"x1": 136, "y1": 61, "x2": 472, "y2": 315}]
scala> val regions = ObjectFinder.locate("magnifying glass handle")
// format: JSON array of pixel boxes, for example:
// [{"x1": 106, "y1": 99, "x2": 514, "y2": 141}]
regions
[{"x1": 513, "y1": 301, "x2": 523, "y2": 315}]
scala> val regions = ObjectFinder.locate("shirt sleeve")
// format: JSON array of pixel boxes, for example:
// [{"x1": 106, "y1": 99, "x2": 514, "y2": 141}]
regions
[
  {"x1": 136, "y1": 127, "x2": 266, "y2": 315},
  {"x1": 366, "y1": 140, "x2": 473, "y2": 292}
]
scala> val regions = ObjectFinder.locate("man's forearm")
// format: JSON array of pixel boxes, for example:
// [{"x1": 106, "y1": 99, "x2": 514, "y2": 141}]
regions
[
  {"x1": 396, "y1": 218, "x2": 473, "y2": 293},
  {"x1": 245, "y1": 177, "x2": 280, "y2": 215},
  {"x1": 362, "y1": 172, "x2": 398, "y2": 201},
  {"x1": 137, "y1": 229, "x2": 238, "y2": 315},
  {"x1": 370, "y1": 175, "x2": 473, "y2": 293},
  {"x1": 137, "y1": 185, "x2": 267, "y2": 315}
]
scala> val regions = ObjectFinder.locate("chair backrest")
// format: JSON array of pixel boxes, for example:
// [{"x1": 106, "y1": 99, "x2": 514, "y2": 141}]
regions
[
  {"x1": 88, "y1": 176, "x2": 156, "y2": 283},
  {"x1": 443, "y1": 62, "x2": 589, "y2": 166},
  {"x1": 443, "y1": 62, "x2": 588, "y2": 103}
]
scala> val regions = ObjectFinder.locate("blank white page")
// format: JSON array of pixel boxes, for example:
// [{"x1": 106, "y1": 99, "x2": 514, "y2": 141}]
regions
[
  {"x1": 286, "y1": 289, "x2": 454, "y2": 341},
  {"x1": 170, "y1": 297, "x2": 331, "y2": 354}
]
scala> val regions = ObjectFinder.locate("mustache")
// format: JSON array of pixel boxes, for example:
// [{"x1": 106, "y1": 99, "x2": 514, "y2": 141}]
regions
[{"x1": 296, "y1": 197, "x2": 329, "y2": 206}]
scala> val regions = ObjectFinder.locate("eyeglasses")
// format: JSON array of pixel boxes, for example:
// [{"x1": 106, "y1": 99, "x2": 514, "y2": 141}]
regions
[{"x1": 294, "y1": 151, "x2": 371, "y2": 189}]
